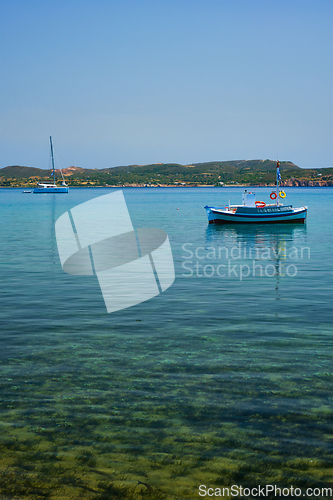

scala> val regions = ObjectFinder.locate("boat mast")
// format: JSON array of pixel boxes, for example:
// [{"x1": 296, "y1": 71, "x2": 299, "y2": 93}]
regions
[
  {"x1": 50, "y1": 136, "x2": 56, "y2": 184},
  {"x1": 276, "y1": 160, "x2": 280, "y2": 206}
]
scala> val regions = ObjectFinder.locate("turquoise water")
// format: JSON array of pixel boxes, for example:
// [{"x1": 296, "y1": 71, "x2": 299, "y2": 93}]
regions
[{"x1": 0, "y1": 187, "x2": 332, "y2": 499}]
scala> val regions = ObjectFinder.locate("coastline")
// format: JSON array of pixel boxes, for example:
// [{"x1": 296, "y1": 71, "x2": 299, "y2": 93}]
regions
[
  {"x1": 2, "y1": 183, "x2": 333, "y2": 189},
  {"x1": 1, "y1": 160, "x2": 333, "y2": 189}
]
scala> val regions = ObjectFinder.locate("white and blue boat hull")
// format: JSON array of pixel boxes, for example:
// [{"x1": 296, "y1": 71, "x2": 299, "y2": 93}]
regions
[{"x1": 205, "y1": 205, "x2": 307, "y2": 224}]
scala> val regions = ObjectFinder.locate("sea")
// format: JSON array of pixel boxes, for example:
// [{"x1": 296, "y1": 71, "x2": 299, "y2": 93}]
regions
[{"x1": 0, "y1": 187, "x2": 332, "y2": 499}]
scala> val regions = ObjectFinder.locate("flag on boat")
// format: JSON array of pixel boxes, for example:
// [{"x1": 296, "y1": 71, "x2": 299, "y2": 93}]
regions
[{"x1": 277, "y1": 166, "x2": 282, "y2": 181}]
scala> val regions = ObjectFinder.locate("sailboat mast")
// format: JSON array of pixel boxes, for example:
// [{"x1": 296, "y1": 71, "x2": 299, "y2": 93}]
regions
[{"x1": 50, "y1": 136, "x2": 55, "y2": 184}]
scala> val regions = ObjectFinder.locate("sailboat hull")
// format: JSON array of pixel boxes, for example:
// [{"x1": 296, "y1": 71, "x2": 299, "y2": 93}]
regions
[{"x1": 33, "y1": 186, "x2": 69, "y2": 193}]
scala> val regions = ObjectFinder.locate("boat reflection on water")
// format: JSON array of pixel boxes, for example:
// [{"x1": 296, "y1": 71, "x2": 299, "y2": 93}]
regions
[
  {"x1": 205, "y1": 223, "x2": 308, "y2": 299},
  {"x1": 206, "y1": 222, "x2": 307, "y2": 249}
]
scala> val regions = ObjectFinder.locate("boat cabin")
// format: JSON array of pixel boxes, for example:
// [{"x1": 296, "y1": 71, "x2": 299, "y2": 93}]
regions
[{"x1": 242, "y1": 191, "x2": 256, "y2": 207}]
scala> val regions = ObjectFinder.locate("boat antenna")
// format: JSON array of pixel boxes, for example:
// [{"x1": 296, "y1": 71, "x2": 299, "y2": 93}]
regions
[
  {"x1": 50, "y1": 136, "x2": 56, "y2": 184},
  {"x1": 276, "y1": 160, "x2": 280, "y2": 206}
]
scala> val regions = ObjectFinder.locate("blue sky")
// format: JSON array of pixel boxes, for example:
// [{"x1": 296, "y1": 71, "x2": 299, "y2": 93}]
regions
[{"x1": 0, "y1": 0, "x2": 332, "y2": 169}]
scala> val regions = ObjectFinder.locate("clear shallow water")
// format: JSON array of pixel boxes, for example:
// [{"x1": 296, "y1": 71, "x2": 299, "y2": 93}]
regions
[{"x1": 0, "y1": 187, "x2": 332, "y2": 499}]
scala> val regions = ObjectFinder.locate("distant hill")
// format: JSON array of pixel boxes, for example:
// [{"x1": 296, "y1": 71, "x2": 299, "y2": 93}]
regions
[
  {"x1": 0, "y1": 165, "x2": 89, "y2": 179},
  {"x1": 0, "y1": 165, "x2": 49, "y2": 178},
  {"x1": 1, "y1": 160, "x2": 333, "y2": 187}
]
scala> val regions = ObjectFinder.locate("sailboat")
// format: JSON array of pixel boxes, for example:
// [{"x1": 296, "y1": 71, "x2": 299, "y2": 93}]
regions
[
  {"x1": 204, "y1": 161, "x2": 307, "y2": 223},
  {"x1": 33, "y1": 137, "x2": 69, "y2": 193}
]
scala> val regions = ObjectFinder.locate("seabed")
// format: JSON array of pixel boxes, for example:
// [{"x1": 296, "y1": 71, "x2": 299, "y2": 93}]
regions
[{"x1": 1, "y1": 363, "x2": 332, "y2": 499}]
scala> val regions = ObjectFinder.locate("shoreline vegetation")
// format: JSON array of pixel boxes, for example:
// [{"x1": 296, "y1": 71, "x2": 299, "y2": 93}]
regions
[{"x1": 1, "y1": 159, "x2": 333, "y2": 188}]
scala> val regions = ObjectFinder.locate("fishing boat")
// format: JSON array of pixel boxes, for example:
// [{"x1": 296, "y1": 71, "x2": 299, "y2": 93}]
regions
[
  {"x1": 33, "y1": 137, "x2": 69, "y2": 193},
  {"x1": 204, "y1": 161, "x2": 307, "y2": 224}
]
